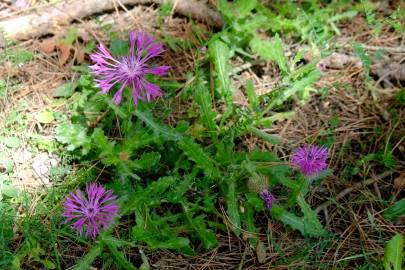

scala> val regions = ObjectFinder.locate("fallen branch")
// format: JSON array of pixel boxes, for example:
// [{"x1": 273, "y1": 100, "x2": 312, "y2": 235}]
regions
[{"x1": 0, "y1": 0, "x2": 223, "y2": 41}]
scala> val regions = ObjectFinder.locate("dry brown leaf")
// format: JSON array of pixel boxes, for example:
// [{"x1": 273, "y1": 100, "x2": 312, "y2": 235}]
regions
[
  {"x1": 75, "y1": 45, "x2": 85, "y2": 64},
  {"x1": 255, "y1": 240, "x2": 267, "y2": 264},
  {"x1": 393, "y1": 173, "x2": 405, "y2": 189},
  {"x1": 57, "y1": 42, "x2": 71, "y2": 66},
  {"x1": 38, "y1": 38, "x2": 56, "y2": 54}
]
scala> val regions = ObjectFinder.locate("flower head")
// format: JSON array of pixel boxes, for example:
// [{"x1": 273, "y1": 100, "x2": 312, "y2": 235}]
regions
[
  {"x1": 260, "y1": 189, "x2": 276, "y2": 209},
  {"x1": 291, "y1": 144, "x2": 328, "y2": 177},
  {"x1": 62, "y1": 183, "x2": 119, "y2": 239},
  {"x1": 89, "y1": 31, "x2": 170, "y2": 106}
]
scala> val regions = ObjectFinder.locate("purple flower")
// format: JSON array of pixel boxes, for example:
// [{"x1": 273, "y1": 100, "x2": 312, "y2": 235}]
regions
[
  {"x1": 62, "y1": 183, "x2": 119, "y2": 239},
  {"x1": 291, "y1": 145, "x2": 328, "y2": 177},
  {"x1": 260, "y1": 189, "x2": 276, "y2": 209},
  {"x1": 89, "y1": 31, "x2": 170, "y2": 106}
]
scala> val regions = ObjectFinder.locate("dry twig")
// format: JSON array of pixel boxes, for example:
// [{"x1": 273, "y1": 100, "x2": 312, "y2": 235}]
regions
[{"x1": 0, "y1": 0, "x2": 223, "y2": 41}]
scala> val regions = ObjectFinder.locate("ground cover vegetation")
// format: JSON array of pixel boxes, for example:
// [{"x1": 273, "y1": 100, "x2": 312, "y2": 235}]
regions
[{"x1": 0, "y1": 0, "x2": 404, "y2": 269}]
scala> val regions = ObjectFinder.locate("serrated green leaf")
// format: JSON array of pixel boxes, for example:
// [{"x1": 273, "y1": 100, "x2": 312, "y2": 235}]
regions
[
  {"x1": 123, "y1": 176, "x2": 176, "y2": 214},
  {"x1": 208, "y1": 39, "x2": 233, "y2": 100},
  {"x1": 297, "y1": 195, "x2": 327, "y2": 237},
  {"x1": 183, "y1": 203, "x2": 218, "y2": 249},
  {"x1": 235, "y1": 0, "x2": 257, "y2": 17},
  {"x1": 268, "y1": 69, "x2": 320, "y2": 109},
  {"x1": 271, "y1": 204, "x2": 306, "y2": 235},
  {"x1": 250, "y1": 35, "x2": 289, "y2": 74},
  {"x1": 73, "y1": 243, "x2": 103, "y2": 270},
  {"x1": 104, "y1": 240, "x2": 137, "y2": 270},
  {"x1": 134, "y1": 110, "x2": 182, "y2": 141},
  {"x1": 53, "y1": 82, "x2": 77, "y2": 98},
  {"x1": 245, "y1": 80, "x2": 259, "y2": 112},
  {"x1": 353, "y1": 43, "x2": 371, "y2": 70},
  {"x1": 225, "y1": 180, "x2": 241, "y2": 236},
  {"x1": 132, "y1": 152, "x2": 161, "y2": 170},
  {"x1": 384, "y1": 234, "x2": 404, "y2": 270},
  {"x1": 194, "y1": 70, "x2": 216, "y2": 134},
  {"x1": 383, "y1": 199, "x2": 405, "y2": 222},
  {"x1": 178, "y1": 137, "x2": 218, "y2": 178},
  {"x1": 55, "y1": 123, "x2": 91, "y2": 155}
]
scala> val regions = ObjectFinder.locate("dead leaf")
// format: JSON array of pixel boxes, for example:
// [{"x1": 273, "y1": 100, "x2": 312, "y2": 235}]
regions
[
  {"x1": 255, "y1": 240, "x2": 267, "y2": 264},
  {"x1": 394, "y1": 173, "x2": 405, "y2": 189},
  {"x1": 57, "y1": 42, "x2": 71, "y2": 66},
  {"x1": 38, "y1": 39, "x2": 56, "y2": 54},
  {"x1": 75, "y1": 45, "x2": 85, "y2": 64}
]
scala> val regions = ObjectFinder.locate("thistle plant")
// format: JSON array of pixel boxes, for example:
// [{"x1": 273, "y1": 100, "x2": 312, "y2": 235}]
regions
[
  {"x1": 62, "y1": 183, "x2": 119, "y2": 239},
  {"x1": 89, "y1": 31, "x2": 170, "y2": 106},
  {"x1": 291, "y1": 145, "x2": 329, "y2": 178}
]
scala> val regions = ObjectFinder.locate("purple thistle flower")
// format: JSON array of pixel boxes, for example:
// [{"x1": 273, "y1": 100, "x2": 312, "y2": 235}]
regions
[
  {"x1": 291, "y1": 144, "x2": 329, "y2": 178},
  {"x1": 62, "y1": 183, "x2": 119, "y2": 239},
  {"x1": 89, "y1": 31, "x2": 170, "y2": 106},
  {"x1": 260, "y1": 189, "x2": 276, "y2": 209}
]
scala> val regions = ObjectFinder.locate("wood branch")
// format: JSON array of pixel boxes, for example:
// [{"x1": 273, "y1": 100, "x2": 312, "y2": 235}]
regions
[{"x1": 0, "y1": 0, "x2": 223, "y2": 41}]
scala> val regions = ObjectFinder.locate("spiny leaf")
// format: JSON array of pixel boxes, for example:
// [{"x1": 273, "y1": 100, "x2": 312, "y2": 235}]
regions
[
  {"x1": 134, "y1": 110, "x2": 182, "y2": 141},
  {"x1": 353, "y1": 43, "x2": 371, "y2": 71},
  {"x1": 123, "y1": 176, "x2": 177, "y2": 214},
  {"x1": 297, "y1": 195, "x2": 327, "y2": 237},
  {"x1": 194, "y1": 70, "x2": 217, "y2": 134},
  {"x1": 73, "y1": 243, "x2": 103, "y2": 270},
  {"x1": 235, "y1": 0, "x2": 257, "y2": 18},
  {"x1": 384, "y1": 234, "x2": 404, "y2": 270},
  {"x1": 245, "y1": 80, "x2": 259, "y2": 112},
  {"x1": 103, "y1": 239, "x2": 137, "y2": 270},
  {"x1": 208, "y1": 39, "x2": 233, "y2": 100},
  {"x1": 55, "y1": 123, "x2": 91, "y2": 155},
  {"x1": 271, "y1": 204, "x2": 306, "y2": 235},
  {"x1": 268, "y1": 69, "x2": 320, "y2": 109},
  {"x1": 250, "y1": 34, "x2": 289, "y2": 74},
  {"x1": 225, "y1": 180, "x2": 241, "y2": 236},
  {"x1": 178, "y1": 137, "x2": 219, "y2": 178},
  {"x1": 182, "y1": 203, "x2": 218, "y2": 249}
]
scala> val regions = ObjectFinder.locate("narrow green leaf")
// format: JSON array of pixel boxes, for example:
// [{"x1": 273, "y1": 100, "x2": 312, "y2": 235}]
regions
[
  {"x1": 245, "y1": 80, "x2": 259, "y2": 112},
  {"x1": 194, "y1": 70, "x2": 217, "y2": 134},
  {"x1": 225, "y1": 180, "x2": 241, "y2": 236},
  {"x1": 178, "y1": 137, "x2": 218, "y2": 178},
  {"x1": 73, "y1": 243, "x2": 103, "y2": 270},
  {"x1": 208, "y1": 39, "x2": 233, "y2": 100},
  {"x1": 250, "y1": 35, "x2": 289, "y2": 74},
  {"x1": 134, "y1": 110, "x2": 182, "y2": 141},
  {"x1": 249, "y1": 126, "x2": 281, "y2": 145},
  {"x1": 384, "y1": 234, "x2": 404, "y2": 270},
  {"x1": 383, "y1": 198, "x2": 405, "y2": 222}
]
